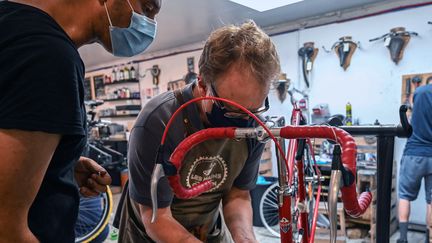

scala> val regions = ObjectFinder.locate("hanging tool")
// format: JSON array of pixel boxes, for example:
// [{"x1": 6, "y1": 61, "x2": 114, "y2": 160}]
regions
[
  {"x1": 403, "y1": 78, "x2": 411, "y2": 109},
  {"x1": 411, "y1": 76, "x2": 422, "y2": 91},
  {"x1": 151, "y1": 65, "x2": 161, "y2": 86}
]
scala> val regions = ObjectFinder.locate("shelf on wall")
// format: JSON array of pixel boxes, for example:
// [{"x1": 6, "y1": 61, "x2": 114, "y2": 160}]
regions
[
  {"x1": 99, "y1": 114, "x2": 138, "y2": 118},
  {"x1": 104, "y1": 78, "x2": 139, "y2": 86},
  {"x1": 103, "y1": 98, "x2": 141, "y2": 102}
]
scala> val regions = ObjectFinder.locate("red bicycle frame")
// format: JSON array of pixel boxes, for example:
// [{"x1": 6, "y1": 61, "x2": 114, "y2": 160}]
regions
[
  {"x1": 277, "y1": 107, "x2": 302, "y2": 243},
  {"x1": 277, "y1": 107, "x2": 320, "y2": 243},
  {"x1": 150, "y1": 96, "x2": 372, "y2": 243}
]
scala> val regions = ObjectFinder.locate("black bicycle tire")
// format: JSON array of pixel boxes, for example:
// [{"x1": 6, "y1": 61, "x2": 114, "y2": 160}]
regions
[{"x1": 75, "y1": 186, "x2": 113, "y2": 243}]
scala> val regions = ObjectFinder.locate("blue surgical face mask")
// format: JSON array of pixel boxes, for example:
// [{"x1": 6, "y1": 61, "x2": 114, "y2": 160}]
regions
[
  {"x1": 104, "y1": 0, "x2": 157, "y2": 57},
  {"x1": 206, "y1": 102, "x2": 253, "y2": 128}
]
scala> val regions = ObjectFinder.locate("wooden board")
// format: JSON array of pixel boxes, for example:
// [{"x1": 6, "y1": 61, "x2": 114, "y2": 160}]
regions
[
  {"x1": 317, "y1": 202, "x2": 346, "y2": 238},
  {"x1": 314, "y1": 234, "x2": 346, "y2": 243}
]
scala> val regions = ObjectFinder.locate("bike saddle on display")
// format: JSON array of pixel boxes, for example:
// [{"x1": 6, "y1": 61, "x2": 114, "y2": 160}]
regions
[
  {"x1": 298, "y1": 42, "x2": 318, "y2": 88},
  {"x1": 273, "y1": 73, "x2": 290, "y2": 103},
  {"x1": 323, "y1": 36, "x2": 359, "y2": 71},
  {"x1": 370, "y1": 27, "x2": 418, "y2": 64}
]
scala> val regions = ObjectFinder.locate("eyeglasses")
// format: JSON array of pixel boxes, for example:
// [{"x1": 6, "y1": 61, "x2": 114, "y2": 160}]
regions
[{"x1": 210, "y1": 84, "x2": 269, "y2": 119}]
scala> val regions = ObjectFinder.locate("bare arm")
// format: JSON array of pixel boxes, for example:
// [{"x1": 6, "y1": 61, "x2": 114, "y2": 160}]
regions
[
  {"x1": 0, "y1": 129, "x2": 61, "y2": 242},
  {"x1": 223, "y1": 187, "x2": 258, "y2": 243},
  {"x1": 138, "y1": 203, "x2": 201, "y2": 243}
]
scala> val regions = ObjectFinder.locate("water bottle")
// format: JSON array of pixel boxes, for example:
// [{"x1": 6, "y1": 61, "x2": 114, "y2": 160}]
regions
[
  {"x1": 346, "y1": 102, "x2": 352, "y2": 126},
  {"x1": 110, "y1": 228, "x2": 118, "y2": 240}
]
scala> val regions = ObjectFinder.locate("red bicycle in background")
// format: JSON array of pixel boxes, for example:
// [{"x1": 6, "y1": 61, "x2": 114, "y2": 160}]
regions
[{"x1": 150, "y1": 91, "x2": 372, "y2": 243}]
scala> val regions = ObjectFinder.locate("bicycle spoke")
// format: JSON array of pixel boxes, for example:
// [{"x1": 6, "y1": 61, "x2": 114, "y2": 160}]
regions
[{"x1": 75, "y1": 188, "x2": 112, "y2": 242}]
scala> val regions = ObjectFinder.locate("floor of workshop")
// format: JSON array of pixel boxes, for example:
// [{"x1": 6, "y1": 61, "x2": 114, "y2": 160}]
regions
[{"x1": 103, "y1": 188, "x2": 425, "y2": 243}]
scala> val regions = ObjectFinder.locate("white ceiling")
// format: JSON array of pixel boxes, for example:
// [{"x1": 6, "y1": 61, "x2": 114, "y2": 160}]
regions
[{"x1": 79, "y1": 0, "x2": 391, "y2": 68}]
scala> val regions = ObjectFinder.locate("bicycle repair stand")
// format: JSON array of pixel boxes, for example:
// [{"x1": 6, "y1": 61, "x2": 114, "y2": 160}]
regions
[{"x1": 336, "y1": 106, "x2": 412, "y2": 243}]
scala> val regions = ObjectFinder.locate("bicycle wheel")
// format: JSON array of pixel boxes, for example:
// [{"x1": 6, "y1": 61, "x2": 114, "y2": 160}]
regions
[
  {"x1": 75, "y1": 186, "x2": 113, "y2": 243},
  {"x1": 259, "y1": 183, "x2": 281, "y2": 237}
]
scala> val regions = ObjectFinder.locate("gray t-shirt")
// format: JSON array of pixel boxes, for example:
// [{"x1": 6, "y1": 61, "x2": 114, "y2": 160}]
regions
[
  {"x1": 120, "y1": 83, "x2": 265, "y2": 241},
  {"x1": 128, "y1": 83, "x2": 264, "y2": 208}
]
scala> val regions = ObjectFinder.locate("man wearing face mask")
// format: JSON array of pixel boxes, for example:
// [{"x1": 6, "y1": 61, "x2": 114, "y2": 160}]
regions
[
  {"x1": 117, "y1": 21, "x2": 280, "y2": 242},
  {"x1": 0, "y1": 0, "x2": 160, "y2": 242}
]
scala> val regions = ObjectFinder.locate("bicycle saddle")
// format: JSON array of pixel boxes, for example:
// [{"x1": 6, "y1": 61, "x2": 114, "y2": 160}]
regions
[
  {"x1": 84, "y1": 100, "x2": 104, "y2": 108},
  {"x1": 370, "y1": 27, "x2": 418, "y2": 64}
]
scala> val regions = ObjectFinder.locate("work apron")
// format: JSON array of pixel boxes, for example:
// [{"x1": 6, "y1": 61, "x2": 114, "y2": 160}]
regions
[{"x1": 118, "y1": 88, "x2": 250, "y2": 242}]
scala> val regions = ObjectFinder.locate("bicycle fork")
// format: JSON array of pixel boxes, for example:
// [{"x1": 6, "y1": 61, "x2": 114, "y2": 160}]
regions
[
  {"x1": 295, "y1": 139, "x2": 309, "y2": 243},
  {"x1": 276, "y1": 138, "x2": 309, "y2": 243},
  {"x1": 276, "y1": 138, "x2": 294, "y2": 243}
]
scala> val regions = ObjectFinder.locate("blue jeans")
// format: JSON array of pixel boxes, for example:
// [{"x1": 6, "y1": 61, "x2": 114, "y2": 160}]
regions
[{"x1": 399, "y1": 155, "x2": 432, "y2": 204}]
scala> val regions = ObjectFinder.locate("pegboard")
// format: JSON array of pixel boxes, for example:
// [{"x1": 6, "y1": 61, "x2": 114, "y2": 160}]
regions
[{"x1": 401, "y1": 72, "x2": 432, "y2": 117}]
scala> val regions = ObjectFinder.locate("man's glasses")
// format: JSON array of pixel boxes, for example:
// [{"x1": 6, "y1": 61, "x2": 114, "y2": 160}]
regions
[{"x1": 210, "y1": 84, "x2": 269, "y2": 119}]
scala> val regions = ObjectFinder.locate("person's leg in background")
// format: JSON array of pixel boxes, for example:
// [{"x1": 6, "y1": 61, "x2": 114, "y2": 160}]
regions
[
  {"x1": 398, "y1": 155, "x2": 425, "y2": 243},
  {"x1": 423, "y1": 170, "x2": 432, "y2": 243},
  {"x1": 399, "y1": 199, "x2": 411, "y2": 242},
  {"x1": 426, "y1": 204, "x2": 432, "y2": 243}
]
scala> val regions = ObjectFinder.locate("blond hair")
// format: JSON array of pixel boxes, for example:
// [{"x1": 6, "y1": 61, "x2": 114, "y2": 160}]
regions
[{"x1": 198, "y1": 20, "x2": 280, "y2": 87}]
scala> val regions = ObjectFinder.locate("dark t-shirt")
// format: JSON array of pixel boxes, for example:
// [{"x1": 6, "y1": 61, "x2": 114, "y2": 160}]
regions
[
  {"x1": 0, "y1": 2, "x2": 87, "y2": 242},
  {"x1": 404, "y1": 84, "x2": 432, "y2": 156}
]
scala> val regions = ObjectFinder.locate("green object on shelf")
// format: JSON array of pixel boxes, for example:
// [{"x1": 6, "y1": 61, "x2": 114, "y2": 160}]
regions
[
  {"x1": 110, "y1": 229, "x2": 118, "y2": 241},
  {"x1": 346, "y1": 102, "x2": 352, "y2": 126}
]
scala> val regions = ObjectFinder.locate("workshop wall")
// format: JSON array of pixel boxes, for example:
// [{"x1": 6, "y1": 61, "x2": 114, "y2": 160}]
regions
[
  {"x1": 269, "y1": 5, "x2": 432, "y2": 124},
  {"x1": 137, "y1": 50, "x2": 202, "y2": 100},
  {"x1": 267, "y1": 4, "x2": 432, "y2": 224},
  {"x1": 84, "y1": 50, "x2": 202, "y2": 131}
]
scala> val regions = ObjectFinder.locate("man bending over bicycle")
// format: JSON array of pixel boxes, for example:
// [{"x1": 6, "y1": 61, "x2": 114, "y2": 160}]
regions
[{"x1": 117, "y1": 21, "x2": 280, "y2": 242}]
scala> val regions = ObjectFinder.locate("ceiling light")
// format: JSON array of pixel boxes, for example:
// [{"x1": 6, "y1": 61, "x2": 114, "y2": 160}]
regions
[{"x1": 229, "y1": 0, "x2": 304, "y2": 12}]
